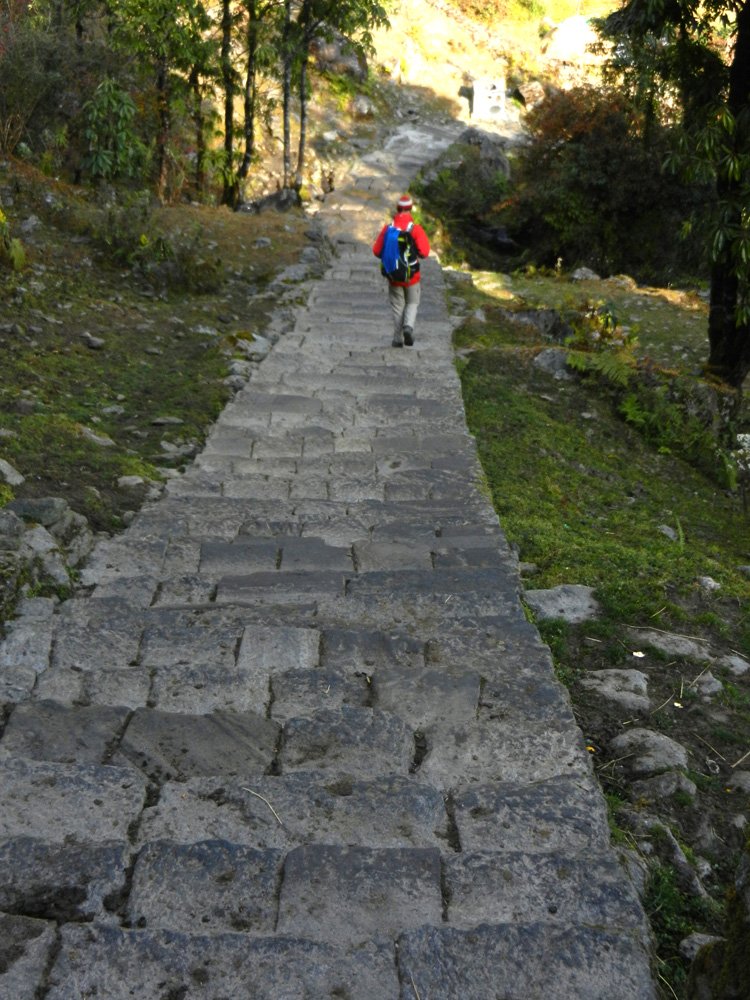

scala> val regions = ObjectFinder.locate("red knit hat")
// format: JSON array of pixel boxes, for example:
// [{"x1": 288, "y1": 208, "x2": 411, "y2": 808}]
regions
[{"x1": 396, "y1": 194, "x2": 413, "y2": 212}]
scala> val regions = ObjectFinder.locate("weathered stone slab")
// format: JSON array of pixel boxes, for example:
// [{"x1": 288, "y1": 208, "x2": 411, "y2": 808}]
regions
[
  {"x1": 0, "y1": 621, "x2": 53, "y2": 676},
  {"x1": 281, "y1": 707, "x2": 414, "y2": 777},
  {"x1": 152, "y1": 574, "x2": 217, "y2": 606},
  {"x1": 277, "y1": 845, "x2": 442, "y2": 943},
  {"x1": 0, "y1": 914, "x2": 57, "y2": 1000},
  {"x1": 1, "y1": 700, "x2": 130, "y2": 764},
  {"x1": 278, "y1": 536, "x2": 353, "y2": 571},
  {"x1": 374, "y1": 665, "x2": 479, "y2": 730},
  {"x1": 397, "y1": 923, "x2": 656, "y2": 1000},
  {"x1": 321, "y1": 628, "x2": 425, "y2": 673},
  {"x1": 159, "y1": 538, "x2": 201, "y2": 577},
  {"x1": 0, "y1": 837, "x2": 129, "y2": 923},
  {"x1": 138, "y1": 774, "x2": 450, "y2": 850},
  {"x1": 51, "y1": 620, "x2": 142, "y2": 672},
  {"x1": 270, "y1": 668, "x2": 371, "y2": 722},
  {"x1": 34, "y1": 663, "x2": 151, "y2": 710},
  {"x1": 199, "y1": 538, "x2": 280, "y2": 574},
  {"x1": 444, "y1": 850, "x2": 645, "y2": 929},
  {"x1": 0, "y1": 758, "x2": 146, "y2": 843},
  {"x1": 112, "y1": 708, "x2": 280, "y2": 782},
  {"x1": 47, "y1": 925, "x2": 399, "y2": 1000},
  {"x1": 129, "y1": 840, "x2": 283, "y2": 932},
  {"x1": 139, "y1": 622, "x2": 241, "y2": 668},
  {"x1": 215, "y1": 570, "x2": 346, "y2": 605},
  {"x1": 80, "y1": 538, "x2": 167, "y2": 587},
  {"x1": 453, "y1": 775, "x2": 608, "y2": 852},
  {"x1": 353, "y1": 540, "x2": 434, "y2": 572},
  {"x1": 419, "y1": 721, "x2": 590, "y2": 790},
  {"x1": 90, "y1": 574, "x2": 159, "y2": 608},
  {"x1": 0, "y1": 661, "x2": 38, "y2": 704}
]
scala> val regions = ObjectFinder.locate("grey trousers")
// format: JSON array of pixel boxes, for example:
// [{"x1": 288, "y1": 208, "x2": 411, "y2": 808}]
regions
[{"x1": 388, "y1": 281, "x2": 421, "y2": 338}]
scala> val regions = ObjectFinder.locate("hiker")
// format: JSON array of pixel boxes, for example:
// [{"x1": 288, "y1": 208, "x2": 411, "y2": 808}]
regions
[{"x1": 373, "y1": 194, "x2": 430, "y2": 348}]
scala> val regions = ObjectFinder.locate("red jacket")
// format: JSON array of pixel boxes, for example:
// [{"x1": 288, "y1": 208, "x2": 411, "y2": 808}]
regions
[{"x1": 372, "y1": 211, "x2": 430, "y2": 287}]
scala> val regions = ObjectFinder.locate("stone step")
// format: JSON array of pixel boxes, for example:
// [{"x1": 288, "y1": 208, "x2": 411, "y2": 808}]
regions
[
  {"x1": 280, "y1": 706, "x2": 415, "y2": 778},
  {"x1": 399, "y1": 923, "x2": 656, "y2": 1000},
  {"x1": 45, "y1": 925, "x2": 399, "y2": 1000},
  {"x1": 0, "y1": 836, "x2": 130, "y2": 924},
  {"x1": 0, "y1": 757, "x2": 147, "y2": 845},
  {"x1": 0, "y1": 913, "x2": 57, "y2": 1000},
  {"x1": 137, "y1": 772, "x2": 452, "y2": 850},
  {"x1": 128, "y1": 840, "x2": 284, "y2": 933}
]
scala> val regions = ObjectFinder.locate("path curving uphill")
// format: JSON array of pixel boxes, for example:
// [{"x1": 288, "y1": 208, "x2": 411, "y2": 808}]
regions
[{"x1": 0, "y1": 123, "x2": 657, "y2": 999}]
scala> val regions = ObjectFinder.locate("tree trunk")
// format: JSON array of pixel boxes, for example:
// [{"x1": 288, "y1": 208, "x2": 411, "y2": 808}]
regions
[
  {"x1": 282, "y1": 0, "x2": 291, "y2": 189},
  {"x1": 155, "y1": 53, "x2": 170, "y2": 202},
  {"x1": 238, "y1": 4, "x2": 259, "y2": 182},
  {"x1": 707, "y1": 267, "x2": 750, "y2": 388},
  {"x1": 220, "y1": 0, "x2": 238, "y2": 207},
  {"x1": 706, "y1": 3, "x2": 750, "y2": 388},
  {"x1": 189, "y1": 66, "x2": 205, "y2": 199},
  {"x1": 295, "y1": 49, "x2": 308, "y2": 190}
]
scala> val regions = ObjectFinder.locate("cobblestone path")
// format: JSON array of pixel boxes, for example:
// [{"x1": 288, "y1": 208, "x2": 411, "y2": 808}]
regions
[{"x1": 0, "y1": 124, "x2": 657, "y2": 998}]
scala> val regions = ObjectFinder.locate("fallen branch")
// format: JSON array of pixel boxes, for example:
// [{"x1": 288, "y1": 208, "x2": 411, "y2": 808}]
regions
[{"x1": 241, "y1": 787, "x2": 282, "y2": 825}]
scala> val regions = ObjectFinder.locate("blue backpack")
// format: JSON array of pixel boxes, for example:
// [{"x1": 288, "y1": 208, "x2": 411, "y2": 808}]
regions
[{"x1": 380, "y1": 222, "x2": 419, "y2": 283}]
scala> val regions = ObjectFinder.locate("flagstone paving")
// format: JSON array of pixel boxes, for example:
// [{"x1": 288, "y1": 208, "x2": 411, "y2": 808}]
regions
[{"x1": 0, "y1": 123, "x2": 657, "y2": 998}]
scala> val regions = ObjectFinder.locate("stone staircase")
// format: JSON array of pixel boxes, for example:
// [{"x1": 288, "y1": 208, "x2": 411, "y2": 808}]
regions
[{"x1": 0, "y1": 123, "x2": 657, "y2": 999}]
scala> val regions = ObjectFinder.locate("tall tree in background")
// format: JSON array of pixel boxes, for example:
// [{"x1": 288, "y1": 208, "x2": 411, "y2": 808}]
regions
[
  {"x1": 220, "y1": 0, "x2": 241, "y2": 205},
  {"x1": 599, "y1": 1, "x2": 750, "y2": 387},
  {"x1": 281, "y1": 0, "x2": 292, "y2": 188},
  {"x1": 113, "y1": 0, "x2": 213, "y2": 200},
  {"x1": 237, "y1": 0, "x2": 281, "y2": 185},
  {"x1": 287, "y1": 0, "x2": 389, "y2": 190}
]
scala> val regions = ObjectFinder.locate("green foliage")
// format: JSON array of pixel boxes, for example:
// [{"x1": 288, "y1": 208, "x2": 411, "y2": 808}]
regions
[
  {"x1": 417, "y1": 144, "x2": 507, "y2": 228},
  {"x1": 0, "y1": 209, "x2": 25, "y2": 270},
  {"x1": 645, "y1": 862, "x2": 717, "y2": 992},
  {"x1": 83, "y1": 78, "x2": 147, "y2": 182},
  {"x1": 504, "y1": 86, "x2": 706, "y2": 283},
  {"x1": 617, "y1": 377, "x2": 736, "y2": 486},
  {"x1": 595, "y1": 0, "x2": 750, "y2": 383}
]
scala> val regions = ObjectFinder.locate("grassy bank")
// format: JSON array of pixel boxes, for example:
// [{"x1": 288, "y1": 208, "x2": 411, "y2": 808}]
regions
[{"x1": 449, "y1": 270, "x2": 750, "y2": 995}]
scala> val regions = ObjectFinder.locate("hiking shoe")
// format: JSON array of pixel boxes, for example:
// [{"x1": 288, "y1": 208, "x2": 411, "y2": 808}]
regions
[
  {"x1": 392, "y1": 335, "x2": 404, "y2": 347},
  {"x1": 403, "y1": 326, "x2": 414, "y2": 346}
]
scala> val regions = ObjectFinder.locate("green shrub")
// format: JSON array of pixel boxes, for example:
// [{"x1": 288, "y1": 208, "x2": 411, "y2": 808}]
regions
[
  {"x1": 83, "y1": 78, "x2": 147, "y2": 182},
  {"x1": 0, "y1": 208, "x2": 25, "y2": 270},
  {"x1": 504, "y1": 86, "x2": 707, "y2": 284}
]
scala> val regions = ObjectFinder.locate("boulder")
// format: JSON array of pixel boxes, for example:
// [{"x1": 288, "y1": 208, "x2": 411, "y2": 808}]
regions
[
  {"x1": 0, "y1": 457, "x2": 24, "y2": 486},
  {"x1": 625, "y1": 626, "x2": 711, "y2": 661},
  {"x1": 610, "y1": 728, "x2": 689, "y2": 774},
  {"x1": 523, "y1": 583, "x2": 600, "y2": 623},
  {"x1": 687, "y1": 855, "x2": 750, "y2": 999},
  {"x1": 630, "y1": 771, "x2": 697, "y2": 803},
  {"x1": 255, "y1": 189, "x2": 301, "y2": 214},
  {"x1": 571, "y1": 267, "x2": 601, "y2": 281},
  {"x1": 0, "y1": 510, "x2": 25, "y2": 551},
  {"x1": 19, "y1": 525, "x2": 69, "y2": 588},
  {"x1": 532, "y1": 348, "x2": 572, "y2": 380},
  {"x1": 351, "y1": 95, "x2": 374, "y2": 119},
  {"x1": 310, "y1": 31, "x2": 367, "y2": 82},
  {"x1": 513, "y1": 81, "x2": 545, "y2": 109},
  {"x1": 503, "y1": 308, "x2": 574, "y2": 343},
  {"x1": 48, "y1": 509, "x2": 94, "y2": 568},
  {"x1": 458, "y1": 127, "x2": 510, "y2": 175},
  {"x1": 580, "y1": 669, "x2": 649, "y2": 711},
  {"x1": 7, "y1": 497, "x2": 69, "y2": 527}
]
